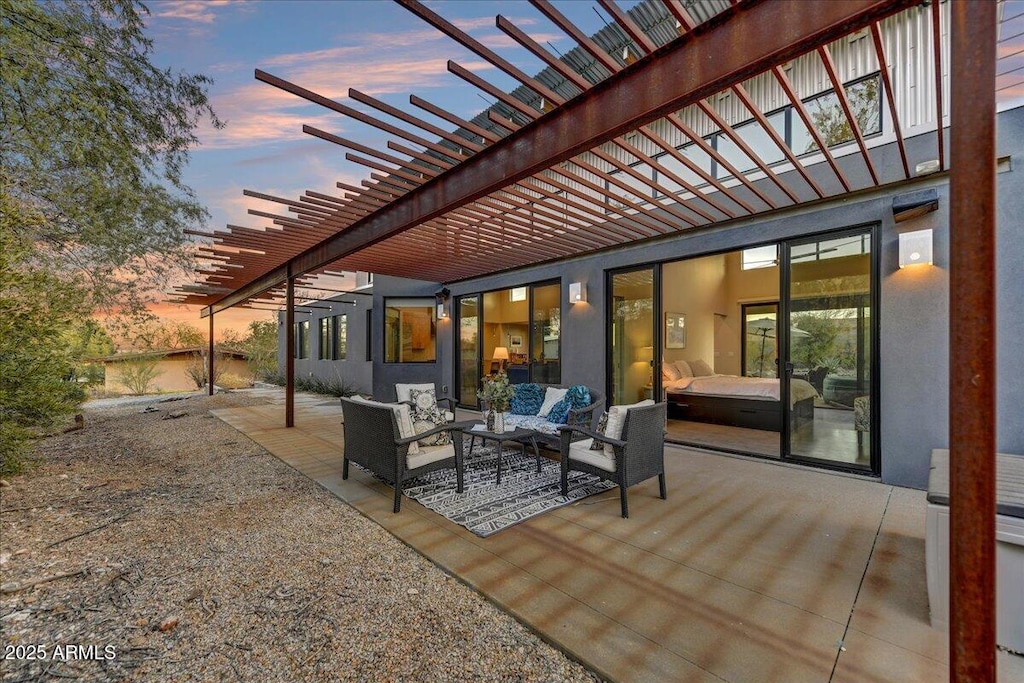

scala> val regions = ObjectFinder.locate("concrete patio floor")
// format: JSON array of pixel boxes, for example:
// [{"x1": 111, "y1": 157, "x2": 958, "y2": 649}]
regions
[{"x1": 213, "y1": 390, "x2": 1023, "y2": 682}]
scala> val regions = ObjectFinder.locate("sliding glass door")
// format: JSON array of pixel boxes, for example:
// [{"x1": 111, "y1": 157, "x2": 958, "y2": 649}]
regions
[
  {"x1": 455, "y1": 281, "x2": 561, "y2": 407},
  {"x1": 608, "y1": 266, "x2": 657, "y2": 406},
  {"x1": 782, "y1": 227, "x2": 877, "y2": 472}
]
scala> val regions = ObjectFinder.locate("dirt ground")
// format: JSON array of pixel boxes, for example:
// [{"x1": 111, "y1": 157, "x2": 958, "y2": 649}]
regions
[{"x1": 0, "y1": 392, "x2": 598, "y2": 682}]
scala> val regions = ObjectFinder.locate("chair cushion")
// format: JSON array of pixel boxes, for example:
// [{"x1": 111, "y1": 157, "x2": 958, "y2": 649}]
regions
[
  {"x1": 407, "y1": 442, "x2": 455, "y2": 470},
  {"x1": 503, "y1": 414, "x2": 560, "y2": 435},
  {"x1": 349, "y1": 396, "x2": 420, "y2": 455},
  {"x1": 537, "y1": 387, "x2": 568, "y2": 418},
  {"x1": 510, "y1": 383, "x2": 545, "y2": 415},
  {"x1": 396, "y1": 383, "x2": 435, "y2": 403},
  {"x1": 604, "y1": 399, "x2": 655, "y2": 457},
  {"x1": 568, "y1": 439, "x2": 616, "y2": 472},
  {"x1": 547, "y1": 385, "x2": 592, "y2": 424},
  {"x1": 409, "y1": 387, "x2": 452, "y2": 446}
]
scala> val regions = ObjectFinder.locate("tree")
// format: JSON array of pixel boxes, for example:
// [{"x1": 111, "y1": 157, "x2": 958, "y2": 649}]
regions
[
  {"x1": 117, "y1": 356, "x2": 163, "y2": 395},
  {"x1": 243, "y1": 320, "x2": 279, "y2": 381},
  {"x1": 1, "y1": 0, "x2": 220, "y2": 464},
  {"x1": 0, "y1": 198, "x2": 86, "y2": 473},
  {"x1": 1, "y1": 0, "x2": 222, "y2": 313}
]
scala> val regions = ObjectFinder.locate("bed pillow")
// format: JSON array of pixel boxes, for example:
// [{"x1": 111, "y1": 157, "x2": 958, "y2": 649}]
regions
[
  {"x1": 537, "y1": 387, "x2": 568, "y2": 418},
  {"x1": 673, "y1": 360, "x2": 693, "y2": 379},
  {"x1": 546, "y1": 385, "x2": 591, "y2": 425},
  {"x1": 510, "y1": 383, "x2": 545, "y2": 415},
  {"x1": 603, "y1": 399, "x2": 655, "y2": 457},
  {"x1": 662, "y1": 361, "x2": 681, "y2": 382},
  {"x1": 689, "y1": 359, "x2": 715, "y2": 377}
]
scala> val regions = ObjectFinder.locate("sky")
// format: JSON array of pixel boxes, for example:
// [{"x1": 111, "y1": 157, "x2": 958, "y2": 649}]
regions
[
  {"x1": 143, "y1": 0, "x2": 620, "y2": 337},
  {"x1": 141, "y1": 0, "x2": 1024, "y2": 338}
]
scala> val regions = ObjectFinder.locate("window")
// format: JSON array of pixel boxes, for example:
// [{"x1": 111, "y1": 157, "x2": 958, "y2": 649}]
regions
[
  {"x1": 795, "y1": 74, "x2": 882, "y2": 154},
  {"x1": 365, "y1": 310, "x2": 372, "y2": 361},
  {"x1": 332, "y1": 314, "x2": 347, "y2": 360},
  {"x1": 742, "y1": 245, "x2": 778, "y2": 270},
  {"x1": 318, "y1": 317, "x2": 333, "y2": 360},
  {"x1": 384, "y1": 298, "x2": 436, "y2": 363},
  {"x1": 294, "y1": 320, "x2": 310, "y2": 359},
  {"x1": 742, "y1": 303, "x2": 779, "y2": 378}
]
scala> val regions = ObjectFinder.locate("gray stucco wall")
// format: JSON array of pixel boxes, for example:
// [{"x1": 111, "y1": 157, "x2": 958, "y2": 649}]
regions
[
  {"x1": 276, "y1": 290, "x2": 374, "y2": 396},
  {"x1": 293, "y1": 106, "x2": 1024, "y2": 490}
]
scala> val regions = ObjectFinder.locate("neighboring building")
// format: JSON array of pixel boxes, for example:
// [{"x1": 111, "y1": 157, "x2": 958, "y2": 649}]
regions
[
  {"x1": 278, "y1": 1, "x2": 1024, "y2": 490},
  {"x1": 99, "y1": 347, "x2": 252, "y2": 395}
]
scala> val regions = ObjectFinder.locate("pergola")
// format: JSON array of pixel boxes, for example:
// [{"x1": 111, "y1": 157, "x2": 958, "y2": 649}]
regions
[{"x1": 171, "y1": 1, "x2": 1018, "y2": 678}]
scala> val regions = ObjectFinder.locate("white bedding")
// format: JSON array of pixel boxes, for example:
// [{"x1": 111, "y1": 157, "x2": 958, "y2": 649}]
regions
[{"x1": 663, "y1": 374, "x2": 818, "y2": 406}]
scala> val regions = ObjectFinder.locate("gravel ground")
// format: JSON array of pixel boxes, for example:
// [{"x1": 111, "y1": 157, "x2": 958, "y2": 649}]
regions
[{"x1": 0, "y1": 392, "x2": 601, "y2": 682}]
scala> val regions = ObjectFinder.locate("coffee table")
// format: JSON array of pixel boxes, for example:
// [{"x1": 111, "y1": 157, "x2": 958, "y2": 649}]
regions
[{"x1": 467, "y1": 425, "x2": 542, "y2": 484}]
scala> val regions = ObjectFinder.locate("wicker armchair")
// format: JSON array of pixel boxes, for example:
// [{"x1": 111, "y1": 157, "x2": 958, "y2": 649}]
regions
[
  {"x1": 559, "y1": 401, "x2": 667, "y2": 518},
  {"x1": 341, "y1": 397, "x2": 470, "y2": 513}
]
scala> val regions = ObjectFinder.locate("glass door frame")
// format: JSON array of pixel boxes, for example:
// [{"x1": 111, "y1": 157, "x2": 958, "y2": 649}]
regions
[
  {"x1": 604, "y1": 262, "x2": 662, "y2": 410},
  {"x1": 779, "y1": 223, "x2": 881, "y2": 475},
  {"x1": 452, "y1": 278, "x2": 562, "y2": 408}
]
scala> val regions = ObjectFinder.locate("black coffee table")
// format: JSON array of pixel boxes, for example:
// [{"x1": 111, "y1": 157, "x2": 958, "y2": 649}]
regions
[{"x1": 467, "y1": 425, "x2": 542, "y2": 484}]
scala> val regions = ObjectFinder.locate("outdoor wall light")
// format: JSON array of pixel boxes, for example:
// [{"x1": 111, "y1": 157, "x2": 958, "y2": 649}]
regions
[
  {"x1": 899, "y1": 228, "x2": 934, "y2": 268},
  {"x1": 569, "y1": 281, "x2": 586, "y2": 304},
  {"x1": 435, "y1": 287, "x2": 450, "y2": 319}
]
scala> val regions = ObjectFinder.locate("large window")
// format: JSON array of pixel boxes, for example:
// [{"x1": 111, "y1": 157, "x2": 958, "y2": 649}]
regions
[
  {"x1": 318, "y1": 317, "x2": 333, "y2": 360},
  {"x1": 294, "y1": 320, "x2": 310, "y2": 359},
  {"x1": 319, "y1": 314, "x2": 346, "y2": 361},
  {"x1": 384, "y1": 298, "x2": 436, "y2": 363}
]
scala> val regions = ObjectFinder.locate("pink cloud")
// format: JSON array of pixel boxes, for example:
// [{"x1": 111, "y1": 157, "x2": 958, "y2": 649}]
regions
[{"x1": 153, "y1": 0, "x2": 240, "y2": 25}]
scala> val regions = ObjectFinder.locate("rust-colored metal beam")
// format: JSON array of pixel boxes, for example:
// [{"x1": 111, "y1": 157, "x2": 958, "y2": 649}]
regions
[
  {"x1": 869, "y1": 24, "x2": 910, "y2": 179},
  {"x1": 932, "y1": 0, "x2": 946, "y2": 171},
  {"x1": 285, "y1": 266, "x2": 295, "y2": 428},
  {"x1": 203, "y1": 0, "x2": 917, "y2": 316},
  {"x1": 948, "y1": 2, "x2": 997, "y2": 680},
  {"x1": 817, "y1": 44, "x2": 881, "y2": 185}
]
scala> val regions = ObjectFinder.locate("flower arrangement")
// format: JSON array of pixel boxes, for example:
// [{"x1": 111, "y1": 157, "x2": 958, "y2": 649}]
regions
[{"x1": 477, "y1": 372, "x2": 514, "y2": 412}]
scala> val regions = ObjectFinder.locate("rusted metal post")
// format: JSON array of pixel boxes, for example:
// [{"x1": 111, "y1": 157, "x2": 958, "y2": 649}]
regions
[
  {"x1": 949, "y1": 1, "x2": 997, "y2": 680},
  {"x1": 208, "y1": 313, "x2": 215, "y2": 396},
  {"x1": 285, "y1": 264, "x2": 295, "y2": 428}
]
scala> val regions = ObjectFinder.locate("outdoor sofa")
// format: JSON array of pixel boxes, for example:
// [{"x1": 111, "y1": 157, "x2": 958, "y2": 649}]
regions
[{"x1": 501, "y1": 383, "x2": 604, "y2": 450}]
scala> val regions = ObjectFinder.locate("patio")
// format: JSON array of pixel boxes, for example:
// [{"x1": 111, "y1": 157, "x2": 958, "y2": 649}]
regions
[{"x1": 213, "y1": 390, "x2": 1023, "y2": 682}]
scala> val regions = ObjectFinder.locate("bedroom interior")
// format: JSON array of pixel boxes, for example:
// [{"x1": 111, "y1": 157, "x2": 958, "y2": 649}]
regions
[{"x1": 619, "y1": 230, "x2": 874, "y2": 469}]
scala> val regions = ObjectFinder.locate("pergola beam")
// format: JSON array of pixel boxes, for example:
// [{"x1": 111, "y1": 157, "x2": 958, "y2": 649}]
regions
[{"x1": 201, "y1": 0, "x2": 918, "y2": 317}]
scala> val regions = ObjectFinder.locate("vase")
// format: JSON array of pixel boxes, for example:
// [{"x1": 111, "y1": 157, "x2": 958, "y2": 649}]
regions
[{"x1": 493, "y1": 411, "x2": 505, "y2": 434}]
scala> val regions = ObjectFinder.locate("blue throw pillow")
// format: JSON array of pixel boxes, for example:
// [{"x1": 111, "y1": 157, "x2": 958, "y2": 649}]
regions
[
  {"x1": 546, "y1": 385, "x2": 591, "y2": 425},
  {"x1": 509, "y1": 383, "x2": 544, "y2": 415}
]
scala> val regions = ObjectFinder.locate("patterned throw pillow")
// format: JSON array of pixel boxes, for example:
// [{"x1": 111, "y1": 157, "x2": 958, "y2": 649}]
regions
[
  {"x1": 546, "y1": 385, "x2": 592, "y2": 425},
  {"x1": 589, "y1": 412, "x2": 609, "y2": 450},
  {"x1": 408, "y1": 388, "x2": 451, "y2": 446},
  {"x1": 510, "y1": 383, "x2": 545, "y2": 415}
]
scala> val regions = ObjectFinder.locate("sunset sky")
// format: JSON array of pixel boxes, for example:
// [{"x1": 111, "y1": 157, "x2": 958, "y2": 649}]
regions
[
  {"x1": 142, "y1": 0, "x2": 1024, "y2": 339},
  {"x1": 144, "y1": 0, "x2": 615, "y2": 337}
]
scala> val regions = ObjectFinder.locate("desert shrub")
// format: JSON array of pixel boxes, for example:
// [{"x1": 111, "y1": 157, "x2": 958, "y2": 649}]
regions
[
  {"x1": 217, "y1": 373, "x2": 251, "y2": 390},
  {"x1": 185, "y1": 350, "x2": 228, "y2": 389},
  {"x1": 118, "y1": 357, "x2": 163, "y2": 395}
]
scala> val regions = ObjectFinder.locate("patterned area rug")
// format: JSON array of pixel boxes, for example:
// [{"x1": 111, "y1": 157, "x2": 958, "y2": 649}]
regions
[{"x1": 398, "y1": 441, "x2": 616, "y2": 537}]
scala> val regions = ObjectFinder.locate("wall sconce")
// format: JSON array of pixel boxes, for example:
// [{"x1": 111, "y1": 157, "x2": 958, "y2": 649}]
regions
[
  {"x1": 569, "y1": 281, "x2": 586, "y2": 304},
  {"x1": 435, "y1": 287, "x2": 450, "y2": 319},
  {"x1": 899, "y1": 228, "x2": 933, "y2": 268}
]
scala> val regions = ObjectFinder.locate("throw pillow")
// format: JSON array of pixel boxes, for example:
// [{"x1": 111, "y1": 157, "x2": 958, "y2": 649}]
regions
[
  {"x1": 589, "y1": 412, "x2": 609, "y2": 450},
  {"x1": 662, "y1": 361, "x2": 681, "y2": 381},
  {"x1": 408, "y1": 388, "x2": 452, "y2": 446},
  {"x1": 673, "y1": 360, "x2": 694, "y2": 379},
  {"x1": 689, "y1": 359, "x2": 715, "y2": 377},
  {"x1": 603, "y1": 399, "x2": 655, "y2": 457},
  {"x1": 510, "y1": 383, "x2": 545, "y2": 415},
  {"x1": 537, "y1": 387, "x2": 568, "y2": 418},
  {"x1": 546, "y1": 385, "x2": 589, "y2": 424}
]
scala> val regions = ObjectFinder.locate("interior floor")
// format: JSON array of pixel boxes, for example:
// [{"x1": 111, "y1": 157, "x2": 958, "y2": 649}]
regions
[{"x1": 668, "y1": 405, "x2": 871, "y2": 467}]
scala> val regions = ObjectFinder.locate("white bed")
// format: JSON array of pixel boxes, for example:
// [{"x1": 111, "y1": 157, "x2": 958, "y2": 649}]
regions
[{"x1": 662, "y1": 374, "x2": 819, "y2": 407}]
